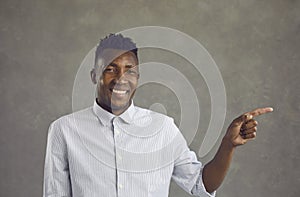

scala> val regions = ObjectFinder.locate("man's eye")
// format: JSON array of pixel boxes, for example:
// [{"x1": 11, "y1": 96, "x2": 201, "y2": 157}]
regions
[
  {"x1": 104, "y1": 67, "x2": 115, "y2": 73},
  {"x1": 127, "y1": 69, "x2": 138, "y2": 75}
]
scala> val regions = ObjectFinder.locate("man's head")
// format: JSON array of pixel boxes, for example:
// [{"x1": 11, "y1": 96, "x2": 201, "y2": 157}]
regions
[{"x1": 91, "y1": 34, "x2": 139, "y2": 115}]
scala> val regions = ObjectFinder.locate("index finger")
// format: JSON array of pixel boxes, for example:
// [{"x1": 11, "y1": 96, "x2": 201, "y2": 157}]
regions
[{"x1": 247, "y1": 107, "x2": 273, "y2": 117}]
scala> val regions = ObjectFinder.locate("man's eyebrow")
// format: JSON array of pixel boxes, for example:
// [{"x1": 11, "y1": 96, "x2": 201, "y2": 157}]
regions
[
  {"x1": 107, "y1": 63, "x2": 117, "y2": 67},
  {"x1": 125, "y1": 64, "x2": 137, "y2": 68},
  {"x1": 106, "y1": 63, "x2": 138, "y2": 69}
]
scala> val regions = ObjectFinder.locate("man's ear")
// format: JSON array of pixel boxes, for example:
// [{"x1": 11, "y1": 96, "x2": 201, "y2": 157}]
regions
[{"x1": 90, "y1": 69, "x2": 97, "y2": 84}]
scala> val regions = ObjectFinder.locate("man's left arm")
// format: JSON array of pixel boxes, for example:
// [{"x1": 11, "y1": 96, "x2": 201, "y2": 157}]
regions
[{"x1": 202, "y1": 107, "x2": 273, "y2": 193}]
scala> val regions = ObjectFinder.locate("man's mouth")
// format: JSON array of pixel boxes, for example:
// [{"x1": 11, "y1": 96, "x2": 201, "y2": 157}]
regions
[
  {"x1": 112, "y1": 89, "x2": 127, "y2": 94},
  {"x1": 110, "y1": 88, "x2": 129, "y2": 96}
]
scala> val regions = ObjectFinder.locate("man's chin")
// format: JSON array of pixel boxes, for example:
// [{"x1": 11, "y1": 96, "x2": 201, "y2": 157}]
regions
[{"x1": 110, "y1": 101, "x2": 130, "y2": 113}]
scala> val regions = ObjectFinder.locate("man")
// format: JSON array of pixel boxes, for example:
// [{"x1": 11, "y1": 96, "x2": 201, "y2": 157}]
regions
[{"x1": 43, "y1": 34, "x2": 273, "y2": 197}]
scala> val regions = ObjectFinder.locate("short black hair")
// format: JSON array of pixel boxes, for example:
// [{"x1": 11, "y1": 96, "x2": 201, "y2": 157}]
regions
[{"x1": 95, "y1": 33, "x2": 138, "y2": 67}]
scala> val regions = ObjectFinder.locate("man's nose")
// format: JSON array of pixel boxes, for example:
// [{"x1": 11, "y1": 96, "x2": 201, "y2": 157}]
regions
[{"x1": 115, "y1": 69, "x2": 127, "y2": 82}]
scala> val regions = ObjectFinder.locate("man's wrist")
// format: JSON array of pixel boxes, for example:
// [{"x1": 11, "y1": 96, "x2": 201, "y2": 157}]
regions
[{"x1": 221, "y1": 136, "x2": 236, "y2": 151}]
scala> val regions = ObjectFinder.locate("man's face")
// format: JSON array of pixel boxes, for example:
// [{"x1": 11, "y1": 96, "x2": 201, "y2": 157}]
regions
[{"x1": 93, "y1": 50, "x2": 139, "y2": 115}]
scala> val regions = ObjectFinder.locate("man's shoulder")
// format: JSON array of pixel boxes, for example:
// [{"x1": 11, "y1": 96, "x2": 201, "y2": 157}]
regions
[
  {"x1": 47, "y1": 106, "x2": 96, "y2": 140},
  {"x1": 131, "y1": 106, "x2": 183, "y2": 146},
  {"x1": 50, "y1": 106, "x2": 94, "y2": 127},
  {"x1": 133, "y1": 105, "x2": 174, "y2": 122},
  {"x1": 132, "y1": 105, "x2": 178, "y2": 133}
]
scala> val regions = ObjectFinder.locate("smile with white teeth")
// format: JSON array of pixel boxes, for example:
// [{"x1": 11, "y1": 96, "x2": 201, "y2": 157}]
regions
[{"x1": 112, "y1": 89, "x2": 127, "y2": 94}]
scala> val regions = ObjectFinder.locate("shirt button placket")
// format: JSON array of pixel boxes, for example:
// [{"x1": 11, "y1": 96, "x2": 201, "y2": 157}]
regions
[{"x1": 113, "y1": 117, "x2": 123, "y2": 197}]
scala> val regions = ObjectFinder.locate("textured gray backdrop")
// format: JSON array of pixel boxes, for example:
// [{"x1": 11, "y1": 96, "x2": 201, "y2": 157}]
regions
[{"x1": 0, "y1": 0, "x2": 299, "y2": 197}]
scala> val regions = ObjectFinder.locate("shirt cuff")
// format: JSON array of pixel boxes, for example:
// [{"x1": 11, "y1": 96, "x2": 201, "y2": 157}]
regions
[{"x1": 191, "y1": 169, "x2": 216, "y2": 197}]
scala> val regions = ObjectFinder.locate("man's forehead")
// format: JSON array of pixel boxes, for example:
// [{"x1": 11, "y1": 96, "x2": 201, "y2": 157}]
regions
[{"x1": 97, "y1": 48, "x2": 137, "y2": 67}]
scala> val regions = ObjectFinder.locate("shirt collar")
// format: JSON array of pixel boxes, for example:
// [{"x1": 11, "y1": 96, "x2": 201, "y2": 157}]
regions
[{"x1": 92, "y1": 100, "x2": 135, "y2": 126}]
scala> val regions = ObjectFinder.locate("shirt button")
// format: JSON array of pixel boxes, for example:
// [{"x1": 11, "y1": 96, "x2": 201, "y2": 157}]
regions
[
  {"x1": 119, "y1": 184, "x2": 123, "y2": 189},
  {"x1": 115, "y1": 129, "x2": 120, "y2": 135},
  {"x1": 117, "y1": 154, "x2": 122, "y2": 160}
]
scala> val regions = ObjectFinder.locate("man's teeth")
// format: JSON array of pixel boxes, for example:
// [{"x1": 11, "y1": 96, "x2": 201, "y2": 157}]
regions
[{"x1": 112, "y1": 89, "x2": 127, "y2": 94}]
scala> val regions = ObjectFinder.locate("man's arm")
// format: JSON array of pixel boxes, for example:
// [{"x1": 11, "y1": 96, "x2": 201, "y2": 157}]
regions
[
  {"x1": 202, "y1": 107, "x2": 273, "y2": 193},
  {"x1": 43, "y1": 122, "x2": 72, "y2": 197}
]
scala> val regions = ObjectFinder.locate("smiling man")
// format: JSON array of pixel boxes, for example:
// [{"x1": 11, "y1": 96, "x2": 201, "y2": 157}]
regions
[
  {"x1": 91, "y1": 47, "x2": 139, "y2": 115},
  {"x1": 43, "y1": 34, "x2": 273, "y2": 197}
]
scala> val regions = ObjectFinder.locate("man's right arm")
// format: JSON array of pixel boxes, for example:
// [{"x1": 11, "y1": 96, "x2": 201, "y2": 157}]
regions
[{"x1": 43, "y1": 121, "x2": 72, "y2": 197}]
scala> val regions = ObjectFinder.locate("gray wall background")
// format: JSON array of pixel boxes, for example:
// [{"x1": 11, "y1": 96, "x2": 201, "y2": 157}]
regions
[{"x1": 1, "y1": 0, "x2": 299, "y2": 196}]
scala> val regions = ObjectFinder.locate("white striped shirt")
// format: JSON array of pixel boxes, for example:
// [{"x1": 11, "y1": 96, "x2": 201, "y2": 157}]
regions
[{"x1": 43, "y1": 101, "x2": 216, "y2": 197}]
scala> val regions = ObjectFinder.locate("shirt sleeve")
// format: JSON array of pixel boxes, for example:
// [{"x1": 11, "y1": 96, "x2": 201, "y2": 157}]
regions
[
  {"x1": 43, "y1": 121, "x2": 72, "y2": 197},
  {"x1": 172, "y1": 132, "x2": 216, "y2": 197}
]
